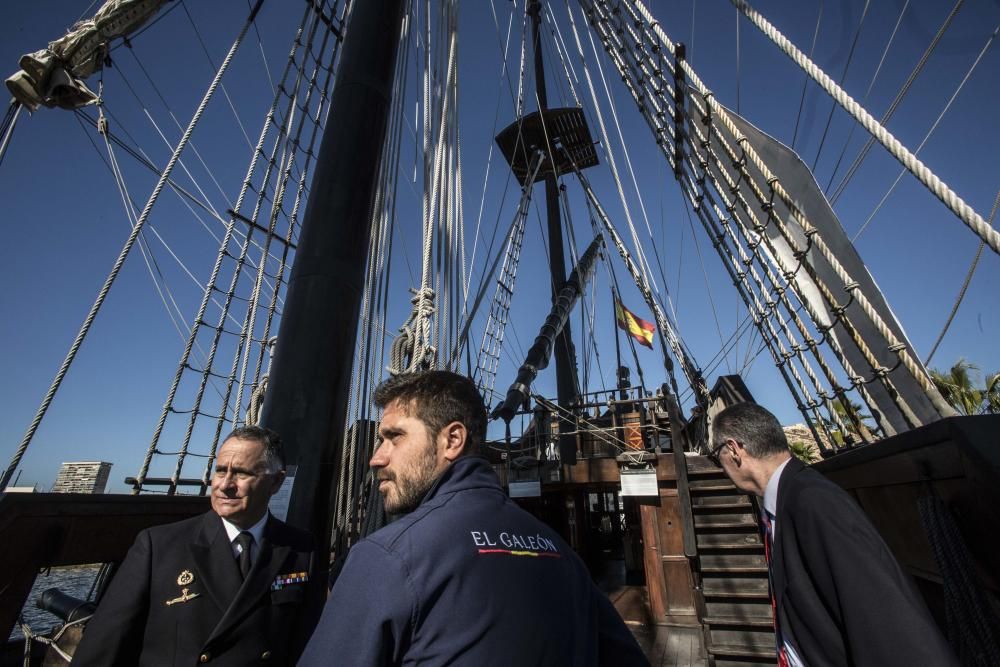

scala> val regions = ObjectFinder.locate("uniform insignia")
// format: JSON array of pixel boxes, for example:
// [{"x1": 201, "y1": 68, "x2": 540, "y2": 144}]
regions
[
  {"x1": 270, "y1": 571, "x2": 309, "y2": 591},
  {"x1": 166, "y1": 588, "x2": 200, "y2": 606},
  {"x1": 177, "y1": 570, "x2": 194, "y2": 586}
]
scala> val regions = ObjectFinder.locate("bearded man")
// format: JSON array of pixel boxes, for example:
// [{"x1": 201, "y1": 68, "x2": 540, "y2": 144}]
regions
[{"x1": 299, "y1": 370, "x2": 647, "y2": 666}]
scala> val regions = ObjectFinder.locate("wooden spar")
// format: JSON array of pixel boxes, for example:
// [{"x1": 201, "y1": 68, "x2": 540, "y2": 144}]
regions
[
  {"x1": 528, "y1": 0, "x2": 581, "y2": 464},
  {"x1": 258, "y1": 0, "x2": 407, "y2": 548},
  {"x1": 492, "y1": 235, "x2": 604, "y2": 423}
]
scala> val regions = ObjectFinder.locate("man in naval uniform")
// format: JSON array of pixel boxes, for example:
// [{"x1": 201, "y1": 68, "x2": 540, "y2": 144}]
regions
[
  {"x1": 299, "y1": 370, "x2": 648, "y2": 666},
  {"x1": 72, "y1": 426, "x2": 322, "y2": 666}
]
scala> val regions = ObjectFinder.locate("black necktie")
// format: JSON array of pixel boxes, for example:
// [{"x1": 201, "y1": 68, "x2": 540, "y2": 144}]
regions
[{"x1": 235, "y1": 531, "x2": 253, "y2": 579}]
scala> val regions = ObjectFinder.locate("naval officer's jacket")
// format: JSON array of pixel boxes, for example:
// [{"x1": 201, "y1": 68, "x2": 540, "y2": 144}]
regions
[
  {"x1": 299, "y1": 456, "x2": 648, "y2": 666},
  {"x1": 72, "y1": 511, "x2": 322, "y2": 666}
]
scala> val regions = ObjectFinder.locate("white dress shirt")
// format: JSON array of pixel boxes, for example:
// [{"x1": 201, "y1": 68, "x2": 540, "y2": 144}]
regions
[
  {"x1": 221, "y1": 512, "x2": 268, "y2": 562},
  {"x1": 762, "y1": 456, "x2": 792, "y2": 535}
]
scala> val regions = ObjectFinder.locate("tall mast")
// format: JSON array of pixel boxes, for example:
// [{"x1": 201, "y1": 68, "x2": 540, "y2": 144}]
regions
[
  {"x1": 528, "y1": 0, "x2": 580, "y2": 463},
  {"x1": 259, "y1": 0, "x2": 408, "y2": 547}
]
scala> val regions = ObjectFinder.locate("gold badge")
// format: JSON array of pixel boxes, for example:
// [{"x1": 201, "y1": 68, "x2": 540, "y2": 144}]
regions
[
  {"x1": 177, "y1": 570, "x2": 194, "y2": 586},
  {"x1": 166, "y1": 588, "x2": 200, "y2": 606}
]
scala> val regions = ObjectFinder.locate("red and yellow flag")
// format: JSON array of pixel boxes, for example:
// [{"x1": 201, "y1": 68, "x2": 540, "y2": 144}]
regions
[{"x1": 615, "y1": 299, "x2": 655, "y2": 349}]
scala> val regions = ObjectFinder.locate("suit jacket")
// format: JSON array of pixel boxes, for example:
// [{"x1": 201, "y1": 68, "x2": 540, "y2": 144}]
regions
[
  {"x1": 72, "y1": 511, "x2": 322, "y2": 666},
  {"x1": 771, "y1": 458, "x2": 956, "y2": 666}
]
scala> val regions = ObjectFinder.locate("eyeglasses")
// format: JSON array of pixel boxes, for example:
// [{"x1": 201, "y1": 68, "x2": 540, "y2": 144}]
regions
[{"x1": 707, "y1": 442, "x2": 727, "y2": 466}]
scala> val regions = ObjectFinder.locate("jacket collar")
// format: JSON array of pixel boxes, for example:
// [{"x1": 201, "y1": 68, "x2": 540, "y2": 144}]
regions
[
  {"x1": 769, "y1": 457, "x2": 807, "y2": 594},
  {"x1": 774, "y1": 456, "x2": 806, "y2": 519},
  {"x1": 762, "y1": 457, "x2": 793, "y2": 516},
  {"x1": 188, "y1": 511, "x2": 242, "y2": 615},
  {"x1": 421, "y1": 456, "x2": 501, "y2": 506}
]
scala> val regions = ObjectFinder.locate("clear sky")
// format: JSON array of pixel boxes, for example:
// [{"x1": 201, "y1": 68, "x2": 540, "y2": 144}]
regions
[{"x1": 1, "y1": 0, "x2": 998, "y2": 492}]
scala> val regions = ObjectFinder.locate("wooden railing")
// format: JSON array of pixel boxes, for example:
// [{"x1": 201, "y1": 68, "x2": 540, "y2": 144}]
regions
[{"x1": 0, "y1": 493, "x2": 207, "y2": 640}]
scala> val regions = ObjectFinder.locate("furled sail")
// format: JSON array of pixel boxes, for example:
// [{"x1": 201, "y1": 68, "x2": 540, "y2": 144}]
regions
[
  {"x1": 695, "y1": 103, "x2": 947, "y2": 432},
  {"x1": 5, "y1": 0, "x2": 168, "y2": 111}
]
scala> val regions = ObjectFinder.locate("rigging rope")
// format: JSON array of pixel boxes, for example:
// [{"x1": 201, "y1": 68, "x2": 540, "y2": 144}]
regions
[
  {"x1": 829, "y1": 0, "x2": 964, "y2": 205},
  {"x1": 728, "y1": 0, "x2": 1000, "y2": 257},
  {"x1": 2, "y1": 0, "x2": 268, "y2": 492},
  {"x1": 585, "y1": 0, "x2": 880, "y2": 443},
  {"x1": 612, "y1": 0, "x2": 957, "y2": 424},
  {"x1": 924, "y1": 189, "x2": 1000, "y2": 366},
  {"x1": 824, "y1": 0, "x2": 909, "y2": 193},
  {"x1": 810, "y1": 0, "x2": 870, "y2": 172},
  {"x1": 0, "y1": 101, "x2": 22, "y2": 171},
  {"x1": 137, "y1": 0, "x2": 341, "y2": 492},
  {"x1": 790, "y1": 1, "x2": 823, "y2": 150},
  {"x1": 853, "y1": 22, "x2": 999, "y2": 242}
]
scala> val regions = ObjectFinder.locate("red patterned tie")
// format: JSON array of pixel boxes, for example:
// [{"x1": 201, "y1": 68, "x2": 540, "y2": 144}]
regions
[{"x1": 762, "y1": 509, "x2": 790, "y2": 667}]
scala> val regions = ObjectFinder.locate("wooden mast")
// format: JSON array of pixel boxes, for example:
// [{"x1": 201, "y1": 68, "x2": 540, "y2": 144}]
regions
[
  {"x1": 528, "y1": 0, "x2": 581, "y2": 464},
  {"x1": 259, "y1": 0, "x2": 408, "y2": 550}
]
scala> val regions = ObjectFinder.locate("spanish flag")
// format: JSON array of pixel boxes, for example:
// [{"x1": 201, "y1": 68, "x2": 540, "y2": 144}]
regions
[{"x1": 615, "y1": 299, "x2": 655, "y2": 349}]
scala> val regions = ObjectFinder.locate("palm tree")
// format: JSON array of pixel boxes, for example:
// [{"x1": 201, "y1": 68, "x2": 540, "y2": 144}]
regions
[
  {"x1": 985, "y1": 372, "x2": 1000, "y2": 414},
  {"x1": 930, "y1": 359, "x2": 985, "y2": 416},
  {"x1": 788, "y1": 439, "x2": 819, "y2": 463},
  {"x1": 819, "y1": 397, "x2": 874, "y2": 446}
]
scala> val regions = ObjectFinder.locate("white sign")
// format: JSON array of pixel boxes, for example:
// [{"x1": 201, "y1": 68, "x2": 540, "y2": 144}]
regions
[
  {"x1": 620, "y1": 468, "x2": 658, "y2": 496},
  {"x1": 268, "y1": 465, "x2": 297, "y2": 521},
  {"x1": 508, "y1": 480, "x2": 541, "y2": 498}
]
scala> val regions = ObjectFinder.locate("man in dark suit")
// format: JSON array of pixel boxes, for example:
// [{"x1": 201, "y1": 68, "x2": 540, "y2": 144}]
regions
[
  {"x1": 709, "y1": 402, "x2": 956, "y2": 666},
  {"x1": 72, "y1": 426, "x2": 322, "y2": 666}
]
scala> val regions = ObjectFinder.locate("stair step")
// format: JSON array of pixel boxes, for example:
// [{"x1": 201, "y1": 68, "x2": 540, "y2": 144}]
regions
[
  {"x1": 686, "y1": 455, "x2": 727, "y2": 475},
  {"x1": 697, "y1": 533, "x2": 765, "y2": 549},
  {"x1": 709, "y1": 627, "x2": 776, "y2": 650},
  {"x1": 705, "y1": 599, "x2": 773, "y2": 620},
  {"x1": 705, "y1": 616, "x2": 775, "y2": 628},
  {"x1": 703, "y1": 590, "x2": 770, "y2": 601},
  {"x1": 688, "y1": 479, "x2": 739, "y2": 492},
  {"x1": 691, "y1": 494, "x2": 749, "y2": 507},
  {"x1": 714, "y1": 660, "x2": 778, "y2": 667},
  {"x1": 701, "y1": 567, "x2": 769, "y2": 577},
  {"x1": 693, "y1": 515, "x2": 758, "y2": 529},
  {"x1": 709, "y1": 642, "x2": 778, "y2": 660},
  {"x1": 702, "y1": 576, "x2": 769, "y2": 597},
  {"x1": 700, "y1": 553, "x2": 767, "y2": 570},
  {"x1": 692, "y1": 501, "x2": 754, "y2": 512}
]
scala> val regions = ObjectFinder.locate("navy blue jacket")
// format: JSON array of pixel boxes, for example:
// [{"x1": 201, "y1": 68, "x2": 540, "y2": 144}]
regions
[{"x1": 299, "y1": 457, "x2": 648, "y2": 666}]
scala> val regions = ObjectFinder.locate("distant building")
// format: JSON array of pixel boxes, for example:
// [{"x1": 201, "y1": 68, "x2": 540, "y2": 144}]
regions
[
  {"x1": 51, "y1": 461, "x2": 113, "y2": 494},
  {"x1": 5, "y1": 484, "x2": 40, "y2": 493}
]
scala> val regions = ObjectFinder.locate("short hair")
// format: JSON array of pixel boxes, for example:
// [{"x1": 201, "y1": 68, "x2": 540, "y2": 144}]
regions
[
  {"x1": 711, "y1": 402, "x2": 789, "y2": 459},
  {"x1": 224, "y1": 425, "x2": 286, "y2": 472},
  {"x1": 374, "y1": 371, "x2": 487, "y2": 455}
]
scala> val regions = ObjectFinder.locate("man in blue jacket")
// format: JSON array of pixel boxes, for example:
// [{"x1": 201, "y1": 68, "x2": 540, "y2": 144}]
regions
[{"x1": 300, "y1": 370, "x2": 648, "y2": 666}]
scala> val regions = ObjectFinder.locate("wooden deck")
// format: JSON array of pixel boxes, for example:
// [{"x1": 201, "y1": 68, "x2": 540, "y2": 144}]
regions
[{"x1": 608, "y1": 585, "x2": 708, "y2": 666}]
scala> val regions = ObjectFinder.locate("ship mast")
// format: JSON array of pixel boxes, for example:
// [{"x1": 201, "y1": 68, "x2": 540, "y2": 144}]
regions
[
  {"x1": 259, "y1": 0, "x2": 408, "y2": 547},
  {"x1": 528, "y1": 0, "x2": 581, "y2": 463}
]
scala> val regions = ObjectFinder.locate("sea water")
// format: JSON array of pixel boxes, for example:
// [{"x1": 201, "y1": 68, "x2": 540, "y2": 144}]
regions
[{"x1": 8, "y1": 565, "x2": 100, "y2": 642}]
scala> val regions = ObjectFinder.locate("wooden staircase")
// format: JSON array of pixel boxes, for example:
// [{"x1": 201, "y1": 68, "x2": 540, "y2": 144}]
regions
[{"x1": 687, "y1": 456, "x2": 777, "y2": 666}]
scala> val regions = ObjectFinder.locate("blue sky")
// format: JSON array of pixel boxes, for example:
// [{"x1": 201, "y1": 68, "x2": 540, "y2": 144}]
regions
[{"x1": 1, "y1": 0, "x2": 998, "y2": 492}]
